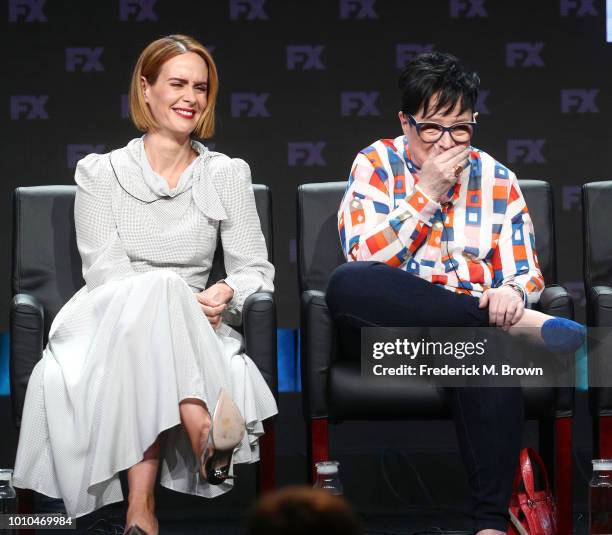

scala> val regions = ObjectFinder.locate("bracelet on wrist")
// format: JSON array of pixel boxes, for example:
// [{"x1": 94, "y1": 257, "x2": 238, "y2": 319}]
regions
[{"x1": 504, "y1": 283, "x2": 526, "y2": 303}]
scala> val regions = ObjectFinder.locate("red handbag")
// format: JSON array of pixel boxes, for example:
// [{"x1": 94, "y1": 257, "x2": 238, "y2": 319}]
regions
[{"x1": 508, "y1": 447, "x2": 557, "y2": 535}]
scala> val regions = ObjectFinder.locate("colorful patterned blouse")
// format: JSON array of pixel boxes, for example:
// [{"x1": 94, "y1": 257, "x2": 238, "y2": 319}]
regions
[{"x1": 338, "y1": 135, "x2": 545, "y2": 304}]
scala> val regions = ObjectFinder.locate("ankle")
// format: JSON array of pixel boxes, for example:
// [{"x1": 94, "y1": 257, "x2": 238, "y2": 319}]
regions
[
  {"x1": 198, "y1": 420, "x2": 212, "y2": 453},
  {"x1": 127, "y1": 493, "x2": 155, "y2": 511}
]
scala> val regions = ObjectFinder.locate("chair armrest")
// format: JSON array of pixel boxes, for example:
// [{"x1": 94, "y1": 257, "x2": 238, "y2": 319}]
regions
[
  {"x1": 586, "y1": 285, "x2": 612, "y2": 326},
  {"x1": 242, "y1": 292, "x2": 277, "y2": 398},
  {"x1": 536, "y1": 285, "x2": 574, "y2": 319},
  {"x1": 585, "y1": 286, "x2": 612, "y2": 415},
  {"x1": 10, "y1": 293, "x2": 44, "y2": 428},
  {"x1": 300, "y1": 290, "x2": 337, "y2": 419}
]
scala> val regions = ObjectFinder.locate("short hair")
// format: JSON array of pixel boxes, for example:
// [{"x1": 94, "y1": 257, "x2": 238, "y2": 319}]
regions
[
  {"x1": 398, "y1": 51, "x2": 480, "y2": 118},
  {"x1": 129, "y1": 34, "x2": 218, "y2": 139},
  {"x1": 246, "y1": 486, "x2": 364, "y2": 535}
]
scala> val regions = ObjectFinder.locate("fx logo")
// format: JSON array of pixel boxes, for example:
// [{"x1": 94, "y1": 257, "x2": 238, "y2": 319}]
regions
[
  {"x1": 505, "y1": 43, "x2": 544, "y2": 67},
  {"x1": 475, "y1": 90, "x2": 490, "y2": 114},
  {"x1": 229, "y1": 0, "x2": 268, "y2": 20},
  {"x1": 119, "y1": 0, "x2": 158, "y2": 21},
  {"x1": 8, "y1": 0, "x2": 46, "y2": 22},
  {"x1": 396, "y1": 44, "x2": 434, "y2": 69},
  {"x1": 230, "y1": 93, "x2": 270, "y2": 117},
  {"x1": 10, "y1": 96, "x2": 48, "y2": 119},
  {"x1": 341, "y1": 92, "x2": 380, "y2": 116},
  {"x1": 288, "y1": 142, "x2": 326, "y2": 166},
  {"x1": 66, "y1": 47, "x2": 104, "y2": 72},
  {"x1": 121, "y1": 94, "x2": 129, "y2": 119},
  {"x1": 562, "y1": 186, "x2": 581, "y2": 211},
  {"x1": 561, "y1": 89, "x2": 599, "y2": 113},
  {"x1": 286, "y1": 46, "x2": 325, "y2": 70},
  {"x1": 560, "y1": 0, "x2": 597, "y2": 16},
  {"x1": 67, "y1": 144, "x2": 106, "y2": 169},
  {"x1": 507, "y1": 139, "x2": 546, "y2": 164},
  {"x1": 339, "y1": 0, "x2": 377, "y2": 19},
  {"x1": 449, "y1": 0, "x2": 487, "y2": 18}
]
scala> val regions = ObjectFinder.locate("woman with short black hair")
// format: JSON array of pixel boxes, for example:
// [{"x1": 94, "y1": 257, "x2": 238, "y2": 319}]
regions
[{"x1": 329, "y1": 51, "x2": 584, "y2": 534}]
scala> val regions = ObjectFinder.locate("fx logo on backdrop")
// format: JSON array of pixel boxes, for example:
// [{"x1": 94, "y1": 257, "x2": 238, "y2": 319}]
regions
[
  {"x1": 119, "y1": 0, "x2": 158, "y2": 21},
  {"x1": 66, "y1": 48, "x2": 104, "y2": 72},
  {"x1": 339, "y1": 0, "x2": 377, "y2": 19},
  {"x1": 449, "y1": 0, "x2": 487, "y2": 18},
  {"x1": 286, "y1": 46, "x2": 325, "y2": 70},
  {"x1": 8, "y1": 0, "x2": 46, "y2": 22},
  {"x1": 562, "y1": 186, "x2": 581, "y2": 211},
  {"x1": 67, "y1": 145, "x2": 106, "y2": 169},
  {"x1": 507, "y1": 140, "x2": 546, "y2": 164},
  {"x1": 341, "y1": 92, "x2": 380, "y2": 116},
  {"x1": 396, "y1": 44, "x2": 434, "y2": 69},
  {"x1": 10, "y1": 96, "x2": 48, "y2": 119},
  {"x1": 476, "y1": 90, "x2": 490, "y2": 114},
  {"x1": 560, "y1": 0, "x2": 597, "y2": 16},
  {"x1": 229, "y1": 0, "x2": 268, "y2": 20},
  {"x1": 231, "y1": 93, "x2": 270, "y2": 117},
  {"x1": 561, "y1": 89, "x2": 599, "y2": 113},
  {"x1": 505, "y1": 43, "x2": 545, "y2": 67},
  {"x1": 288, "y1": 142, "x2": 326, "y2": 166}
]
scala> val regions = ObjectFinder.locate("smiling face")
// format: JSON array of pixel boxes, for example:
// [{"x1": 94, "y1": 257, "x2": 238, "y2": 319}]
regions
[
  {"x1": 398, "y1": 94, "x2": 475, "y2": 168},
  {"x1": 141, "y1": 52, "x2": 209, "y2": 138}
]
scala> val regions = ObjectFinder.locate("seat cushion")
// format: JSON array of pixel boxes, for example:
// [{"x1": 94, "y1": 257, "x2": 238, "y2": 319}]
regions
[{"x1": 328, "y1": 361, "x2": 558, "y2": 421}]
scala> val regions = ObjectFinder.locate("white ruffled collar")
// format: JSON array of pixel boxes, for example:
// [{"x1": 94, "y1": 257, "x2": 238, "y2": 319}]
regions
[
  {"x1": 110, "y1": 136, "x2": 227, "y2": 221},
  {"x1": 138, "y1": 137, "x2": 200, "y2": 198},
  {"x1": 129, "y1": 135, "x2": 209, "y2": 197}
]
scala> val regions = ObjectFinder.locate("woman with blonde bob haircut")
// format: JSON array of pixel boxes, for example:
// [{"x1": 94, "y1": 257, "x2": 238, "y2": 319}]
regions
[
  {"x1": 13, "y1": 34, "x2": 277, "y2": 535},
  {"x1": 129, "y1": 35, "x2": 218, "y2": 139}
]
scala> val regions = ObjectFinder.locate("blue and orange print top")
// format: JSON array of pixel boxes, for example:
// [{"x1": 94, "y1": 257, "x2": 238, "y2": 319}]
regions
[{"x1": 338, "y1": 136, "x2": 545, "y2": 304}]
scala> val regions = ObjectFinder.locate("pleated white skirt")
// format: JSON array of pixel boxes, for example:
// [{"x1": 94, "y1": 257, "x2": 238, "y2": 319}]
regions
[{"x1": 13, "y1": 270, "x2": 278, "y2": 518}]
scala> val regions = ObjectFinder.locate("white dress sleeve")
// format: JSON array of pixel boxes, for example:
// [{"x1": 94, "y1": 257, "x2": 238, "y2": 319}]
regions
[
  {"x1": 216, "y1": 158, "x2": 275, "y2": 324},
  {"x1": 74, "y1": 153, "x2": 135, "y2": 291}
]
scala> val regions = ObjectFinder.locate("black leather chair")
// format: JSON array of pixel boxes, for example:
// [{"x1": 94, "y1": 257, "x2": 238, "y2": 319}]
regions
[
  {"x1": 298, "y1": 180, "x2": 574, "y2": 534},
  {"x1": 10, "y1": 184, "x2": 278, "y2": 498},
  {"x1": 582, "y1": 181, "x2": 612, "y2": 459}
]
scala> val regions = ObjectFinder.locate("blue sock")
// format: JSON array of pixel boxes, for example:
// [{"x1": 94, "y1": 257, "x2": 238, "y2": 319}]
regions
[{"x1": 541, "y1": 318, "x2": 586, "y2": 353}]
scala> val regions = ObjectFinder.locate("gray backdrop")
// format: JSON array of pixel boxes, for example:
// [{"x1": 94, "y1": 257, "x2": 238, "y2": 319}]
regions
[{"x1": 2, "y1": 0, "x2": 610, "y2": 332}]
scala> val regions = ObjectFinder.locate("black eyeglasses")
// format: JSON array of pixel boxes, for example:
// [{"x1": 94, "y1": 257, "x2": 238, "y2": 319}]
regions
[{"x1": 406, "y1": 114, "x2": 477, "y2": 143}]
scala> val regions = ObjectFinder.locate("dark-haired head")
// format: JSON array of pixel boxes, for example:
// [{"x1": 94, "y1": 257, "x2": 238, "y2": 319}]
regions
[
  {"x1": 398, "y1": 51, "x2": 480, "y2": 117},
  {"x1": 247, "y1": 486, "x2": 364, "y2": 535},
  {"x1": 396, "y1": 52, "x2": 479, "y2": 167}
]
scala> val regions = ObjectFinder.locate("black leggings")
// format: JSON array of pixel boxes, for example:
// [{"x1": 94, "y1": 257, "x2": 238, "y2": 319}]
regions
[{"x1": 326, "y1": 262, "x2": 523, "y2": 533}]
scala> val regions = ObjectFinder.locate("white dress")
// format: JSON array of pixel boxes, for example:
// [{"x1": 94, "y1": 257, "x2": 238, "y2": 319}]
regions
[{"x1": 12, "y1": 137, "x2": 278, "y2": 518}]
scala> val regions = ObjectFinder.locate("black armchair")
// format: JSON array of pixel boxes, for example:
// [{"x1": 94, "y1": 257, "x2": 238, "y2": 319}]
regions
[
  {"x1": 298, "y1": 180, "x2": 574, "y2": 534},
  {"x1": 10, "y1": 184, "x2": 277, "y2": 496},
  {"x1": 582, "y1": 181, "x2": 612, "y2": 459}
]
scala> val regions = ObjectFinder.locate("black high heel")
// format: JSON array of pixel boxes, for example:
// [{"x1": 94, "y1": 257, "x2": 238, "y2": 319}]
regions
[{"x1": 200, "y1": 388, "x2": 246, "y2": 485}]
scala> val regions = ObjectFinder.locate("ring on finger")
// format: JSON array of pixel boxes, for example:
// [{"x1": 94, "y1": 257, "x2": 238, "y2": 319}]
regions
[{"x1": 453, "y1": 164, "x2": 463, "y2": 177}]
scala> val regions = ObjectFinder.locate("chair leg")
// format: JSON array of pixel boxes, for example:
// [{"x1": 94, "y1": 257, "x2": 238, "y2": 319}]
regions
[
  {"x1": 555, "y1": 416, "x2": 572, "y2": 535},
  {"x1": 538, "y1": 417, "x2": 555, "y2": 485},
  {"x1": 598, "y1": 414, "x2": 612, "y2": 458},
  {"x1": 256, "y1": 418, "x2": 276, "y2": 495},
  {"x1": 17, "y1": 488, "x2": 35, "y2": 535},
  {"x1": 310, "y1": 418, "x2": 329, "y2": 483}
]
